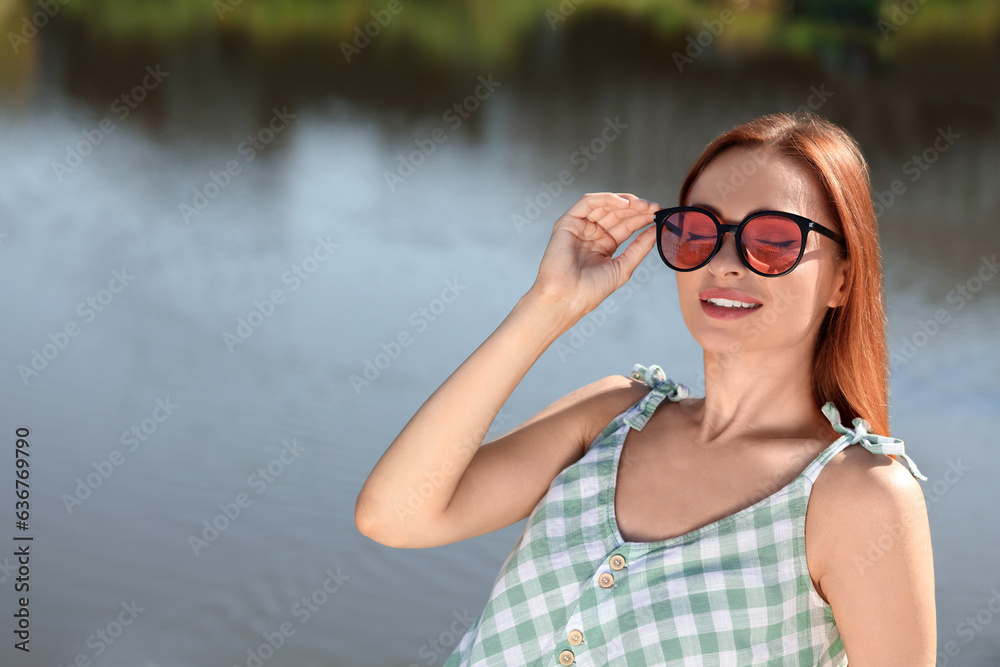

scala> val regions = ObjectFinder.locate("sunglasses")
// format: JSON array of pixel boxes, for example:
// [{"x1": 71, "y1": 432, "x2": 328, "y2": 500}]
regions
[{"x1": 653, "y1": 205, "x2": 847, "y2": 277}]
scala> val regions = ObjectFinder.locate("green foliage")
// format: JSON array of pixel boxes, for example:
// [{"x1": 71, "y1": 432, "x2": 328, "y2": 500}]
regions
[
  {"x1": 35, "y1": 0, "x2": 1000, "y2": 62},
  {"x1": 789, "y1": 0, "x2": 880, "y2": 27}
]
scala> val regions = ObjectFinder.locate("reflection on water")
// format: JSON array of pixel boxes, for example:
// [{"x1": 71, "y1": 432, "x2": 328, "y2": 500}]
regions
[{"x1": 1, "y1": 26, "x2": 999, "y2": 667}]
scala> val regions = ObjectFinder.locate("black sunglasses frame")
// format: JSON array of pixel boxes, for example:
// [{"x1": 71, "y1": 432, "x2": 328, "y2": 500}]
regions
[{"x1": 653, "y1": 205, "x2": 847, "y2": 278}]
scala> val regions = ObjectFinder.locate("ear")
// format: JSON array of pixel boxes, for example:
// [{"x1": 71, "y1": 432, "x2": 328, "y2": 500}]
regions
[{"x1": 826, "y1": 256, "x2": 851, "y2": 309}]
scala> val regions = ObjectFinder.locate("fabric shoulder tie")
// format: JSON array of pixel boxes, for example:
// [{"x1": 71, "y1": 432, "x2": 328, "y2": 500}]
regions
[
  {"x1": 624, "y1": 363, "x2": 689, "y2": 431},
  {"x1": 821, "y1": 402, "x2": 927, "y2": 481}
]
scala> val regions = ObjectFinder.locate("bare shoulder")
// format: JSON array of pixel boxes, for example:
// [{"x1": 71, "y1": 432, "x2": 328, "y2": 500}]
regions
[
  {"x1": 559, "y1": 373, "x2": 653, "y2": 454},
  {"x1": 807, "y1": 442, "x2": 933, "y2": 603},
  {"x1": 806, "y1": 444, "x2": 936, "y2": 660},
  {"x1": 495, "y1": 371, "x2": 651, "y2": 455},
  {"x1": 810, "y1": 444, "x2": 927, "y2": 533}
]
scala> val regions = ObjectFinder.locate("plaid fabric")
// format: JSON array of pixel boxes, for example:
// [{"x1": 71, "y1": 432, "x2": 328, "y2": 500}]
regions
[{"x1": 444, "y1": 363, "x2": 926, "y2": 666}]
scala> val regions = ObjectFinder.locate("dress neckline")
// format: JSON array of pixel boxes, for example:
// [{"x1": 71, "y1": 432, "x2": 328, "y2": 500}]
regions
[
  {"x1": 605, "y1": 425, "x2": 847, "y2": 551},
  {"x1": 608, "y1": 363, "x2": 927, "y2": 550}
]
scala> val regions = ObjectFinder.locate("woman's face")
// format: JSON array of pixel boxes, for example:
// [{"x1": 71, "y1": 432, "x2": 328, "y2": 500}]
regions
[{"x1": 675, "y1": 149, "x2": 849, "y2": 365}]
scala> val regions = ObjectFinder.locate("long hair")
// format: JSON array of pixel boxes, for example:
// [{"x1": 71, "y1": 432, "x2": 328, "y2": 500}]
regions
[{"x1": 678, "y1": 112, "x2": 892, "y2": 437}]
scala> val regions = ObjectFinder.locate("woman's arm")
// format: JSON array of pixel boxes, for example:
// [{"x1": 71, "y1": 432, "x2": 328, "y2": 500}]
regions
[
  {"x1": 354, "y1": 192, "x2": 660, "y2": 548},
  {"x1": 807, "y1": 448, "x2": 936, "y2": 665}
]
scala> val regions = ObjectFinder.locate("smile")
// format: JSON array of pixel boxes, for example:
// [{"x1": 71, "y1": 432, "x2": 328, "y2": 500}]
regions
[
  {"x1": 703, "y1": 298, "x2": 761, "y2": 309},
  {"x1": 699, "y1": 298, "x2": 763, "y2": 321}
]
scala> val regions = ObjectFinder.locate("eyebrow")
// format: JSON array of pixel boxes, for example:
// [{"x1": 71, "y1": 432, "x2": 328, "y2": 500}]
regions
[{"x1": 687, "y1": 202, "x2": 779, "y2": 221}]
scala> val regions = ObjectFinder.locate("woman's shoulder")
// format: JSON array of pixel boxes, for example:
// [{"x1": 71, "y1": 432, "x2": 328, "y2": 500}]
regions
[
  {"x1": 806, "y1": 442, "x2": 930, "y2": 589},
  {"x1": 813, "y1": 444, "x2": 926, "y2": 506},
  {"x1": 567, "y1": 366, "x2": 672, "y2": 453},
  {"x1": 571, "y1": 363, "x2": 670, "y2": 407},
  {"x1": 805, "y1": 442, "x2": 934, "y2": 640},
  {"x1": 813, "y1": 405, "x2": 926, "y2": 499}
]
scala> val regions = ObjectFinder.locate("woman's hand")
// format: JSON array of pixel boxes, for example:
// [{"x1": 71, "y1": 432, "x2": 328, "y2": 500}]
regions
[{"x1": 529, "y1": 192, "x2": 660, "y2": 322}]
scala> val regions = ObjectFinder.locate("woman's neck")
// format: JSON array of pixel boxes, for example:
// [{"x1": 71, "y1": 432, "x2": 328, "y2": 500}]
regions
[{"x1": 694, "y1": 340, "x2": 834, "y2": 445}]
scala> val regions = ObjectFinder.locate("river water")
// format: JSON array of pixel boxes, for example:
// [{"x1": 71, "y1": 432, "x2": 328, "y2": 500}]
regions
[{"x1": 1, "y1": 23, "x2": 998, "y2": 667}]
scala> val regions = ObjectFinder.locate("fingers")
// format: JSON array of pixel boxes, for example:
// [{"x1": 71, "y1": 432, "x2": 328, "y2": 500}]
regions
[
  {"x1": 599, "y1": 209, "x2": 656, "y2": 248},
  {"x1": 588, "y1": 194, "x2": 660, "y2": 221},
  {"x1": 565, "y1": 192, "x2": 630, "y2": 220},
  {"x1": 566, "y1": 192, "x2": 660, "y2": 220},
  {"x1": 559, "y1": 192, "x2": 662, "y2": 253},
  {"x1": 610, "y1": 225, "x2": 655, "y2": 276},
  {"x1": 568, "y1": 192, "x2": 659, "y2": 228},
  {"x1": 593, "y1": 196, "x2": 662, "y2": 245},
  {"x1": 615, "y1": 193, "x2": 661, "y2": 211},
  {"x1": 626, "y1": 225, "x2": 658, "y2": 261}
]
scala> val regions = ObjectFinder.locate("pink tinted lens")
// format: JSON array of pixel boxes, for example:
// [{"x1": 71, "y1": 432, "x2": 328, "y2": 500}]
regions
[
  {"x1": 660, "y1": 210, "x2": 717, "y2": 269},
  {"x1": 742, "y1": 216, "x2": 802, "y2": 274}
]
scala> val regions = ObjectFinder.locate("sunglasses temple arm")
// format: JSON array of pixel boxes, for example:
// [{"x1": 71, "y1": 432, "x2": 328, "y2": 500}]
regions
[{"x1": 811, "y1": 223, "x2": 846, "y2": 247}]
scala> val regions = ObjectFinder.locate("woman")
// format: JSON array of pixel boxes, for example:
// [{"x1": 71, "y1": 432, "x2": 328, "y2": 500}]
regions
[{"x1": 355, "y1": 112, "x2": 936, "y2": 665}]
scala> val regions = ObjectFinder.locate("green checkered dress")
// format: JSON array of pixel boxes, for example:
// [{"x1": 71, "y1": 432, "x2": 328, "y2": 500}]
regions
[{"x1": 443, "y1": 363, "x2": 926, "y2": 667}]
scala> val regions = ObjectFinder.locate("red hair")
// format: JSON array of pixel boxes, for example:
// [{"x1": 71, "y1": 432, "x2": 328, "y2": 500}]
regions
[{"x1": 678, "y1": 112, "x2": 893, "y2": 438}]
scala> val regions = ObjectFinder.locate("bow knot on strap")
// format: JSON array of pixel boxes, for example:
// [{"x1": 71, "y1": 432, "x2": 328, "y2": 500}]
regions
[
  {"x1": 631, "y1": 363, "x2": 667, "y2": 387},
  {"x1": 843, "y1": 417, "x2": 870, "y2": 445},
  {"x1": 625, "y1": 364, "x2": 690, "y2": 431},
  {"x1": 630, "y1": 364, "x2": 689, "y2": 402},
  {"x1": 821, "y1": 402, "x2": 928, "y2": 481}
]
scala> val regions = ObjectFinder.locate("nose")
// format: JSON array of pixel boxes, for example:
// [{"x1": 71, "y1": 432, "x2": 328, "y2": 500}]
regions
[{"x1": 708, "y1": 231, "x2": 745, "y2": 275}]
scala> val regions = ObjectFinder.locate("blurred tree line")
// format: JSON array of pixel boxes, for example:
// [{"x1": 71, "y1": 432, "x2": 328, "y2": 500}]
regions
[{"x1": 2, "y1": 0, "x2": 998, "y2": 69}]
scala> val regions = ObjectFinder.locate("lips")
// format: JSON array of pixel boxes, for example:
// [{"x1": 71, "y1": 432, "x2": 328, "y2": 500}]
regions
[
  {"x1": 697, "y1": 287, "x2": 762, "y2": 320},
  {"x1": 698, "y1": 288, "x2": 763, "y2": 306}
]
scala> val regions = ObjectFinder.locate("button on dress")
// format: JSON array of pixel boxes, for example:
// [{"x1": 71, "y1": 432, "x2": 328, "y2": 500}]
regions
[{"x1": 443, "y1": 363, "x2": 927, "y2": 666}]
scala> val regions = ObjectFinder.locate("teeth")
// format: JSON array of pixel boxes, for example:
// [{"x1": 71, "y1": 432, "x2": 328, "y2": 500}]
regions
[{"x1": 706, "y1": 297, "x2": 760, "y2": 309}]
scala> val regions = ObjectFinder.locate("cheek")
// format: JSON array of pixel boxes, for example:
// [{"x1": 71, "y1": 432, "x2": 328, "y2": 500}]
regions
[
  {"x1": 674, "y1": 274, "x2": 702, "y2": 325},
  {"x1": 767, "y1": 276, "x2": 823, "y2": 325},
  {"x1": 675, "y1": 274, "x2": 695, "y2": 302}
]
